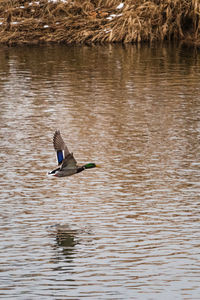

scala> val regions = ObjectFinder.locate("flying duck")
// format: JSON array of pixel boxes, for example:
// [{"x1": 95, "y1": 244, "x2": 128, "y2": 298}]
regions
[{"x1": 48, "y1": 130, "x2": 98, "y2": 177}]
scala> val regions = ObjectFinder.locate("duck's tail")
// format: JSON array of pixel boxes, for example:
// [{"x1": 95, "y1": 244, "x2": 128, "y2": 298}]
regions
[{"x1": 47, "y1": 167, "x2": 60, "y2": 176}]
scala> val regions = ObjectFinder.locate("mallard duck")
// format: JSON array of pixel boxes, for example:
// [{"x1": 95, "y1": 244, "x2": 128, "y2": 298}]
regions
[{"x1": 48, "y1": 130, "x2": 98, "y2": 177}]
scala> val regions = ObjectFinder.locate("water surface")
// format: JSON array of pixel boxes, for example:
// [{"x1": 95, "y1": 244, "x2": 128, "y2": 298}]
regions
[{"x1": 0, "y1": 44, "x2": 200, "y2": 299}]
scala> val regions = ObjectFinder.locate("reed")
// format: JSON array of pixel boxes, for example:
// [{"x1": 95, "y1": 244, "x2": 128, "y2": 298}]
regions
[{"x1": 0, "y1": 0, "x2": 199, "y2": 45}]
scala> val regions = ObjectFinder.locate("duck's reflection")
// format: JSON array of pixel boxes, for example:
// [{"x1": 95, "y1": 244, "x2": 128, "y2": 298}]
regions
[
  {"x1": 52, "y1": 224, "x2": 78, "y2": 263},
  {"x1": 50, "y1": 223, "x2": 92, "y2": 275}
]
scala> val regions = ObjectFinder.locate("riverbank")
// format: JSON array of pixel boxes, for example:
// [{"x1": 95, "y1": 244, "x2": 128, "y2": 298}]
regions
[{"x1": 0, "y1": 0, "x2": 199, "y2": 46}]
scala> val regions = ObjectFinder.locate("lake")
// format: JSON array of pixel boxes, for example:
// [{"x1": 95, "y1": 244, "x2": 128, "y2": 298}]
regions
[{"x1": 0, "y1": 43, "x2": 200, "y2": 299}]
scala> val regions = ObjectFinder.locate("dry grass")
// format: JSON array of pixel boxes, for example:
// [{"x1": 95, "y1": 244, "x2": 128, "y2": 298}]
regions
[{"x1": 0, "y1": 0, "x2": 199, "y2": 46}]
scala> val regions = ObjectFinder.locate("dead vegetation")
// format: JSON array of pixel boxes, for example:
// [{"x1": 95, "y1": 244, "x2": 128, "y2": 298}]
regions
[{"x1": 0, "y1": 0, "x2": 199, "y2": 46}]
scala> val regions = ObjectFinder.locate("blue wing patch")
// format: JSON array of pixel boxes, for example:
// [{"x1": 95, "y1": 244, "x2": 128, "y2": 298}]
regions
[{"x1": 57, "y1": 150, "x2": 64, "y2": 165}]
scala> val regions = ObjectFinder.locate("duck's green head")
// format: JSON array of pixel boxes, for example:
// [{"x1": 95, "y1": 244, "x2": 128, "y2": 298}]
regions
[{"x1": 84, "y1": 163, "x2": 100, "y2": 169}]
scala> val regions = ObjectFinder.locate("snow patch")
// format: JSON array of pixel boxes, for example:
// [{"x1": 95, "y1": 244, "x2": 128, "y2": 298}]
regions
[
  {"x1": 116, "y1": 3, "x2": 124, "y2": 9},
  {"x1": 107, "y1": 14, "x2": 116, "y2": 20},
  {"x1": 48, "y1": 0, "x2": 67, "y2": 2},
  {"x1": 106, "y1": 13, "x2": 122, "y2": 20}
]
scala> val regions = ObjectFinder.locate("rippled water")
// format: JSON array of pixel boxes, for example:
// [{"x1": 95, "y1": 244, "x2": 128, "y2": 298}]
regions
[{"x1": 0, "y1": 44, "x2": 200, "y2": 299}]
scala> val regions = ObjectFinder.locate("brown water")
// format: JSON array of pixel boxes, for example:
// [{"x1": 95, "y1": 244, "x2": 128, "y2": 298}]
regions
[{"x1": 0, "y1": 44, "x2": 200, "y2": 299}]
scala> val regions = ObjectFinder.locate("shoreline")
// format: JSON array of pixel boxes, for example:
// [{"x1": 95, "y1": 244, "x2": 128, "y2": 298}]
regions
[{"x1": 0, "y1": 0, "x2": 199, "y2": 47}]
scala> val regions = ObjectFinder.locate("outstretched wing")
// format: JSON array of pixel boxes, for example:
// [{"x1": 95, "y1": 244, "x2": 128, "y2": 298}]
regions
[
  {"x1": 53, "y1": 130, "x2": 70, "y2": 165},
  {"x1": 60, "y1": 153, "x2": 78, "y2": 171}
]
